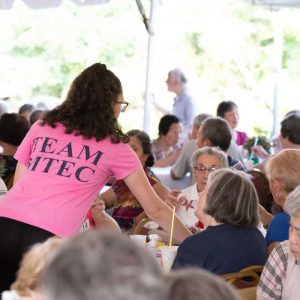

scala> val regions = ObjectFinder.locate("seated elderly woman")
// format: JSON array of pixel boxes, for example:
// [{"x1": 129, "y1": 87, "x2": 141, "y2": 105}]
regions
[
  {"x1": 152, "y1": 114, "x2": 183, "y2": 167},
  {"x1": 84, "y1": 129, "x2": 169, "y2": 232},
  {"x1": 0, "y1": 113, "x2": 31, "y2": 187},
  {"x1": 169, "y1": 147, "x2": 228, "y2": 234},
  {"x1": 263, "y1": 149, "x2": 300, "y2": 253},
  {"x1": 172, "y1": 168, "x2": 268, "y2": 275},
  {"x1": 257, "y1": 185, "x2": 300, "y2": 300}
]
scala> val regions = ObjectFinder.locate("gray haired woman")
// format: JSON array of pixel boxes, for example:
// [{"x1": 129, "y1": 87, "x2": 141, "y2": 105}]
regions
[
  {"x1": 172, "y1": 168, "x2": 268, "y2": 275},
  {"x1": 174, "y1": 147, "x2": 228, "y2": 233}
]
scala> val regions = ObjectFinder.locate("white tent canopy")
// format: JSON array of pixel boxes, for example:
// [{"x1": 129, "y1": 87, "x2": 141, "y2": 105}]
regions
[
  {"x1": 1, "y1": 0, "x2": 300, "y2": 136},
  {"x1": 0, "y1": 0, "x2": 109, "y2": 10},
  {"x1": 244, "y1": 0, "x2": 300, "y2": 9}
]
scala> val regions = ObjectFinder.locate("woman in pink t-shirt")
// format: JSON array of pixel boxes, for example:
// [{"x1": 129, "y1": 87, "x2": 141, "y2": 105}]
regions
[{"x1": 0, "y1": 63, "x2": 191, "y2": 291}]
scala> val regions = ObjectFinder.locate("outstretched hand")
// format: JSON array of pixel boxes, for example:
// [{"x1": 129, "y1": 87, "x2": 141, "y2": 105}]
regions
[
  {"x1": 252, "y1": 145, "x2": 270, "y2": 159},
  {"x1": 165, "y1": 189, "x2": 184, "y2": 211}
]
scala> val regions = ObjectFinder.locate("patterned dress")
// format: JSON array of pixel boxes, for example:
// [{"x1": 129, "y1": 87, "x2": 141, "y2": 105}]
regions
[{"x1": 112, "y1": 168, "x2": 159, "y2": 231}]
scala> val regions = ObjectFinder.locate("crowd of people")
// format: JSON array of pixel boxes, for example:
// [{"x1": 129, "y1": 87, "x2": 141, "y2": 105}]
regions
[{"x1": 0, "y1": 63, "x2": 299, "y2": 299}]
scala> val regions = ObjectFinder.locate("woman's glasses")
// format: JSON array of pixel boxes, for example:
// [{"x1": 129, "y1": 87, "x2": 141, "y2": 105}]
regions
[
  {"x1": 115, "y1": 101, "x2": 129, "y2": 112},
  {"x1": 194, "y1": 166, "x2": 217, "y2": 175}
]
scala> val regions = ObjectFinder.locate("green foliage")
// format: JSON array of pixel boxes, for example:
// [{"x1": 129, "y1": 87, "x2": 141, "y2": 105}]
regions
[
  {"x1": 1, "y1": 0, "x2": 143, "y2": 99},
  {"x1": 253, "y1": 126, "x2": 270, "y2": 137},
  {"x1": 260, "y1": 37, "x2": 274, "y2": 46},
  {"x1": 1, "y1": 0, "x2": 300, "y2": 135},
  {"x1": 283, "y1": 30, "x2": 300, "y2": 77}
]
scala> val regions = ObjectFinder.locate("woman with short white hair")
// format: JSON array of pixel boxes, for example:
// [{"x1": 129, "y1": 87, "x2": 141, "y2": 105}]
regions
[{"x1": 174, "y1": 146, "x2": 228, "y2": 233}]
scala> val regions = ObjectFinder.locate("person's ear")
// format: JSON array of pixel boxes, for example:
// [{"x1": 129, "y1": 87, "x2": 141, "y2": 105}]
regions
[
  {"x1": 270, "y1": 178, "x2": 285, "y2": 205},
  {"x1": 271, "y1": 179, "x2": 282, "y2": 194}
]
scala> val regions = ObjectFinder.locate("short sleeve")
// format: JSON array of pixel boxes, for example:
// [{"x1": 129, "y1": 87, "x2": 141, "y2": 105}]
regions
[
  {"x1": 14, "y1": 122, "x2": 42, "y2": 166},
  {"x1": 257, "y1": 241, "x2": 288, "y2": 300},
  {"x1": 265, "y1": 213, "x2": 290, "y2": 245},
  {"x1": 107, "y1": 142, "x2": 142, "y2": 180}
]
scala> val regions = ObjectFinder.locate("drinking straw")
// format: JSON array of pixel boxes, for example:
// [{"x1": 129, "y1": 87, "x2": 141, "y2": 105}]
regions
[
  {"x1": 169, "y1": 206, "x2": 176, "y2": 246},
  {"x1": 248, "y1": 137, "x2": 259, "y2": 161}
]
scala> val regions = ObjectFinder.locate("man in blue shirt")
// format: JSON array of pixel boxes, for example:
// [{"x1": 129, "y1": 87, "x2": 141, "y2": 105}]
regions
[{"x1": 155, "y1": 69, "x2": 197, "y2": 141}]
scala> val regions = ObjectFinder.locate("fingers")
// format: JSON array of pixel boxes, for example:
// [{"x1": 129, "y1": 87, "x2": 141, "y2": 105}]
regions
[
  {"x1": 166, "y1": 189, "x2": 184, "y2": 210},
  {"x1": 169, "y1": 189, "x2": 182, "y2": 197},
  {"x1": 167, "y1": 190, "x2": 181, "y2": 204}
]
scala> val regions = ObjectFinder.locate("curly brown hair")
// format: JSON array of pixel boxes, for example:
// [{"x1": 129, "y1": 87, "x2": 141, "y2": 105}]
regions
[{"x1": 42, "y1": 63, "x2": 128, "y2": 143}]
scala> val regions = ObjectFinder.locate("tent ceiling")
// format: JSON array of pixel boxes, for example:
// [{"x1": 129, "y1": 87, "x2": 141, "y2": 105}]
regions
[
  {"x1": 0, "y1": 0, "x2": 109, "y2": 10},
  {"x1": 243, "y1": 0, "x2": 300, "y2": 9}
]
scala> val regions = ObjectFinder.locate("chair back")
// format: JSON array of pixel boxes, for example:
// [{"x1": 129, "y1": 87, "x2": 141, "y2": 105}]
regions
[
  {"x1": 238, "y1": 286, "x2": 257, "y2": 300},
  {"x1": 221, "y1": 270, "x2": 260, "y2": 286},
  {"x1": 220, "y1": 265, "x2": 264, "y2": 300},
  {"x1": 132, "y1": 217, "x2": 152, "y2": 235}
]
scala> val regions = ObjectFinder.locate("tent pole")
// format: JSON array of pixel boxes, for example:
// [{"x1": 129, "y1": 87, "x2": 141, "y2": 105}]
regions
[
  {"x1": 143, "y1": 0, "x2": 159, "y2": 134},
  {"x1": 271, "y1": 11, "x2": 283, "y2": 137}
]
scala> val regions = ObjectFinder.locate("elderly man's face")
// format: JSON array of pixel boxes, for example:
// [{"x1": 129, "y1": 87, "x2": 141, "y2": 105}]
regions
[
  {"x1": 289, "y1": 214, "x2": 300, "y2": 261},
  {"x1": 166, "y1": 73, "x2": 178, "y2": 92}
]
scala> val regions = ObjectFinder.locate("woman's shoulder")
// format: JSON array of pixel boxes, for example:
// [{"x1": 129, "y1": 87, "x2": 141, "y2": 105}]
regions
[{"x1": 269, "y1": 211, "x2": 290, "y2": 226}]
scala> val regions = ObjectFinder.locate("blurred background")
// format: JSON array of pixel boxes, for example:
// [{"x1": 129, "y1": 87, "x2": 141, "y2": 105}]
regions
[{"x1": 1, "y1": 0, "x2": 300, "y2": 139}]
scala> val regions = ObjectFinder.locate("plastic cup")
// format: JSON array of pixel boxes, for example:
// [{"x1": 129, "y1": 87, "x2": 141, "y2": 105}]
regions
[
  {"x1": 160, "y1": 245, "x2": 178, "y2": 272},
  {"x1": 129, "y1": 235, "x2": 147, "y2": 247}
]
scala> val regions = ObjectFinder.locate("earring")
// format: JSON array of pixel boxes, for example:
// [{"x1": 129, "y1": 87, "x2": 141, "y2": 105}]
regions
[{"x1": 275, "y1": 192, "x2": 281, "y2": 198}]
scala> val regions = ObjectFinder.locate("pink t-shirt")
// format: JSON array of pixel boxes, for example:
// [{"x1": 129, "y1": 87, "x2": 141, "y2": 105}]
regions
[{"x1": 0, "y1": 122, "x2": 141, "y2": 237}]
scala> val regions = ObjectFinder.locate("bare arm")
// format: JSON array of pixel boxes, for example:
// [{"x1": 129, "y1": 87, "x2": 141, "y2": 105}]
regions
[
  {"x1": 13, "y1": 162, "x2": 27, "y2": 186},
  {"x1": 91, "y1": 197, "x2": 121, "y2": 233},
  {"x1": 153, "y1": 148, "x2": 181, "y2": 167},
  {"x1": 252, "y1": 145, "x2": 270, "y2": 160},
  {"x1": 170, "y1": 169, "x2": 180, "y2": 180},
  {"x1": 152, "y1": 182, "x2": 170, "y2": 202},
  {"x1": 258, "y1": 204, "x2": 273, "y2": 226},
  {"x1": 165, "y1": 189, "x2": 182, "y2": 211},
  {"x1": 124, "y1": 169, "x2": 191, "y2": 242},
  {"x1": 101, "y1": 188, "x2": 117, "y2": 208},
  {"x1": 268, "y1": 242, "x2": 278, "y2": 255}
]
